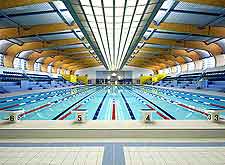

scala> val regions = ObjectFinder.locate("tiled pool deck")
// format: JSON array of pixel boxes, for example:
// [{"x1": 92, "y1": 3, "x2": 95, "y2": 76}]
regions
[{"x1": 0, "y1": 142, "x2": 225, "y2": 165}]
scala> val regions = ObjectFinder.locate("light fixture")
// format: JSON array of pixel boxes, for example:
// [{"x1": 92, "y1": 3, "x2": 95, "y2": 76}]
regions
[
  {"x1": 77, "y1": 0, "x2": 159, "y2": 70},
  {"x1": 111, "y1": 72, "x2": 117, "y2": 76}
]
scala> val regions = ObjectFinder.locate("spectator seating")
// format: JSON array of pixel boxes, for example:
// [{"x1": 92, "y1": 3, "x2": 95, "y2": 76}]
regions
[
  {"x1": 0, "y1": 72, "x2": 75, "y2": 94},
  {"x1": 153, "y1": 70, "x2": 225, "y2": 92}
]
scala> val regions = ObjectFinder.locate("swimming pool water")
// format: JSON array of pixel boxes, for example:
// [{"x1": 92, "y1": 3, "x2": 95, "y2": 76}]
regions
[{"x1": 0, "y1": 85, "x2": 225, "y2": 120}]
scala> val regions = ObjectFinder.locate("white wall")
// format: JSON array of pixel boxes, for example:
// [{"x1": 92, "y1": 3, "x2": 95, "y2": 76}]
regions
[
  {"x1": 122, "y1": 66, "x2": 154, "y2": 79},
  {"x1": 75, "y1": 65, "x2": 154, "y2": 79},
  {"x1": 160, "y1": 54, "x2": 225, "y2": 77}
]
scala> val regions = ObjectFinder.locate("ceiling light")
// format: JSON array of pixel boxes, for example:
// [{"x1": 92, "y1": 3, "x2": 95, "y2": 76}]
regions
[
  {"x1": 111, "y1": 72, "x2": 117, "y2": 76},
  {"x1": 78, "y1": 0, "x2": 153, "y2": 70}
]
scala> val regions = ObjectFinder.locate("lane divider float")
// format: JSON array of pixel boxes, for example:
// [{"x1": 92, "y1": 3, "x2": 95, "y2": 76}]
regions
[{"x1": 126, "y1": 87, "x2": 175, "y2": 120}]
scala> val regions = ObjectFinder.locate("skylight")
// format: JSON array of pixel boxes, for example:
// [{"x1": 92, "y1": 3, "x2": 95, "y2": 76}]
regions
[{"x1": 68, "y1": 0, "x2": 163, "y2": 70}]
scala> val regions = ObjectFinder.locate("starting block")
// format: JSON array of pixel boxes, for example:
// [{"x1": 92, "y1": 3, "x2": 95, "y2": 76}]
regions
[
  {"x1": 205, "y1": 109, "x2": 225, "y2": 122},
  {"x1": 3, "y1": 109, "x2": 24, "y2": 122},
  {"x1": 72, "y1": 109, "x2": 87, "y2": 123},
  {"x1": 140, "y1": 108, "x2": 155, "y2": 123}
]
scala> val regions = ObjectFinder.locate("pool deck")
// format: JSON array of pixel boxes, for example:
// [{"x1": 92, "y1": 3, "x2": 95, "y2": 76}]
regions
[{"x1": 0, "y1": 120, "x2": 225, "y2": 138}]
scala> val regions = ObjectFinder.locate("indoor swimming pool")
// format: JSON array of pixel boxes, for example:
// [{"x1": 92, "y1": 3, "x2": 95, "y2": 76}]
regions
[{"x1": 0, "y1": 85, "x2": 225, "y2": 121}]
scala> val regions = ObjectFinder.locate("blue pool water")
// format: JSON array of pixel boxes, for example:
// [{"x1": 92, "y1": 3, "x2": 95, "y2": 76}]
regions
[{"x1": 0, "y1": 85, "x2": 225, "y2": 120}]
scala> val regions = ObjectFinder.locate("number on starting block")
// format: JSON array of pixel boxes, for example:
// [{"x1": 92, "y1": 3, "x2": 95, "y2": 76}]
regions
[
  {"x1": 214, "y1": 114, "x2": 219, "y2": 121},
  {"x1": 9, "y1": 115, "x2": 16, "y2": 121},
  {"x1": 207, "y1": 114, "x2": 211, "y2": 120},
  {"x1": 77, "y1": 114, "x2": 82, "y2": 121},
  {"x1": 207, "y1": 114, "x2": 219, "y2": 121},
  {"x1": 145, "y1": 114, "x2": 150, "y2": 121}
]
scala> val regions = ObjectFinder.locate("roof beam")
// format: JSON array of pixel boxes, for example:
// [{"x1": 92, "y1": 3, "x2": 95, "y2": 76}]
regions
[
  {"x1": 41, "y1": 56, "x2": 99, "y2": 72},
  {"x1": 176, "y1": 0, "x2": 225, "y2": 8},
  {"x1": 0, "y1": 23, "x2": 78, "y2": 40},
  {"x1": 149, "y1": 22, "x2": 225, "y2": 38},
  {"x1": 137, "y1": 47, "x2": 200, "y2": 60},
  {"x1": 6, "y1": 38, "x2": 81, "y2": 54},
  {"x1": 144, "y1": 38, "x2": 223, "y2": 55},
  {"x1": 27, "y1": 51, "x2": 92, "y2": 70},
  {"x1": 5, "y1": 38, "x2": 82, "y2": 67},
  {"x1": 0, "y1": 0, "x2": 55, "y2": 9}
]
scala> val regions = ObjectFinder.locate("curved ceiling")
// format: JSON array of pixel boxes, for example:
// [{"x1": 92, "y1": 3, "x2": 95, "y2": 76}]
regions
[
  {"x1": 127, "y1": 0, "x2": 225, "y2": 71},
  {"x1": 0, "y1": 0, "x2": 101, "y2": 73},
  {"x1": 0, "y1": 0, "x2": 225, "y2": 73}
]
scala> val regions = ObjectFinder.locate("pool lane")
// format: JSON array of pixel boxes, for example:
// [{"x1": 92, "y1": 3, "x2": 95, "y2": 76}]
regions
[
  {"x1": 19, "y1": 86, "x2": 98, "y2": 120},
  {"x1": 58, "y1": 86, "x2": 108, "y2": 120},
  {"x1": 125, "y1": 87, "x2": 175, "y2": 120},
  {"x1": 96, "y1": 86, "x2": 131, "y2": 120},
  {"x1": 149, "y1": 86, "x2": 225, "y2": 105},
  {"x1": 147, "y1": 86, "x2": 225, "y2": 107},
  {"x1": 119, "y1": 88, "x2": 143, "y2": 120},
  {"x1": 135, "y1": 86, "x2": 208, "y2": 120},
  {"x1": 2, "y1": 85, "x2": 224, "y2": 121},
  {"x1": 93, "y1": 92, "x2": 108, "y2": 120},
  {"x1": 37, "y1": 87, "x2": 99, "y2": 120},
  {"x1": 63, "y1": 87, "x2": 108, "y2": 120},
  {"x1": 53, "y1": 88, "x2": 101, "y2": 120},
  {"x1": 121, "y1": 87, "x2": 166, "y2": 120},
  {"x1": 0, "y1": 87, "x2": 86, "y2": 111},
  {"x1": 0, "y1": 88, "x2": 72, "y2": 106},
  {"x1": 0, "y1": 91, "x2": 64, "y2": 110},
  {"x1": 130, "y1": 86, "x2": 207, "y2": 120},
  {"x1": 144, "y1": 86, "x2": 225, "y2": 117},
  {"x1": 150, "y1": 88, "x2": 221, "y2": 110},
  {"x1": 0, "y1": 88, "x2": 76, "y2": 120},
  {"x1": 120, "y1": 92, "x2": 136, "y2": 120}
]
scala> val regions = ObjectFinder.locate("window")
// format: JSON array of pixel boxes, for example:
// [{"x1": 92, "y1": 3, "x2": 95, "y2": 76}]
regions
[
  {"x1": 187, "y1": 62, "x2": 195, "y2": 71},
  {"x1": 194, "y1": 60, "x2": 203, "y2": 71},
  {"x1": 48, "y1": 65, "x2": 52, "y2": 73},
  {"x1": 64, "y1": 69, "x2": 70, "y2": 75},
  {"x1": 160, "y1": 68, "x2": 171, "y2": 74},
  {"x1": 57, "y1": 68, "x2": 61, "y2": 74},
  {"x1": 34, "y1": 62, "x2": 41, "y2": 72},
  {"x1": 175, "y1": 65, "x2": 181, "y2": 74},
  {"x1": 181, "y1": 64, "x2": 188, "y2": 72},
  {"x1": 0, "y1": 54, "x2": 4, "y2": 66},
  {"x1": 13, "y1": 58, "x2": 27, "y2": 70},
  {"x1": 215, "y1": 55, "x2": 225, "y2": 67},
  {"x1": 202, "y1": 57, "x2": 216, "y2": 70}
]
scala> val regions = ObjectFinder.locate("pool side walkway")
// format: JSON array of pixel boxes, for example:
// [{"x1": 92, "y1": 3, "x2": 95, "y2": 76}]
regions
[
  {"x1": 0, "y1": 120, "x2": 225, "y2": 138},
  {"x1": 0, "y1": 120, "x2": 225, "y2": 164}
]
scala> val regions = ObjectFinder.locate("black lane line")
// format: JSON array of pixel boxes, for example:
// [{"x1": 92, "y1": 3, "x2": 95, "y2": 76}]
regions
[
  {"x1": 18, "y1": 87, "x2": 94, "y2": 118},
  {"x1": 120, "y1": 92, "x2": 136, "y2": 120},
  {"x1": 93, "y1": 92, "x2": 108, "y2": 120},
  {"x1": 52, "y1": 89, "x2": 98, "y2": 120},
  {"x1": 126, "y1": 87, "x2": 176, "y2": 120}
]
